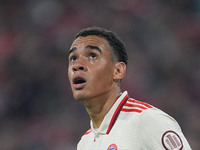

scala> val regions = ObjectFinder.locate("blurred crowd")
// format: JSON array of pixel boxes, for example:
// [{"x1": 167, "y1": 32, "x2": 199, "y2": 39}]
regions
[{"x1": 0, "y1": 0, "x2": 199, "y2": 149}]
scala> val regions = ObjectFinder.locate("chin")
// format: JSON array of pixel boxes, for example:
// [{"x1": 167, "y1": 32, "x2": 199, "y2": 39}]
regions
[{"x1": 73, "y1": 90, "x2": 88, "y2": 101}]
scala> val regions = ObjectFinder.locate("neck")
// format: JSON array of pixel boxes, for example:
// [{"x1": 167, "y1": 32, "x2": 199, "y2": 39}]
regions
[{"x1": 84, "y1": 88, "x2": 121, "y2": 129}]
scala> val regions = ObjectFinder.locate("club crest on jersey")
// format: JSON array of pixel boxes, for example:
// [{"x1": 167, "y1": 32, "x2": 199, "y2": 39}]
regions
[
  {"x1": 162, "y1": 130, "x2": 183, "y2": 150},
  {"x1": 107, "y1": 143, "x2": 118, "y2": 150}
]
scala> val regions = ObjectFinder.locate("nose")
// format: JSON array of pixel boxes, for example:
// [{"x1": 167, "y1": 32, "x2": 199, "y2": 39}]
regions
[{"x1": 72, "y1": 63, "x2": 86, "y2": 72}]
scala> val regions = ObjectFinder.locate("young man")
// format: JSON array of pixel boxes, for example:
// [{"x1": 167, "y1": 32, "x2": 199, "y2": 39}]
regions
[{"x1": 68, "y1": 27, "x2": 191, "y2": 150}]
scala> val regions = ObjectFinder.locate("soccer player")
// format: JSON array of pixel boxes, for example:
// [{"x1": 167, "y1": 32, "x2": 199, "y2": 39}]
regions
[{"x1": 67, "y1": 27, "x2": 192, "y2": 150}]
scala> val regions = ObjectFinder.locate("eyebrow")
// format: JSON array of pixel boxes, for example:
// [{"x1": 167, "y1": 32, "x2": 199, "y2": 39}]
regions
[
  {"x1": 85, "y1": 45, "x2": 102, "y2": 53},
  {"x1": 68, "y1": 47, "x2": 76, "y2": 55},
  {"x1": 68, "y1": 45, "x2": 102, "y2": 56}
]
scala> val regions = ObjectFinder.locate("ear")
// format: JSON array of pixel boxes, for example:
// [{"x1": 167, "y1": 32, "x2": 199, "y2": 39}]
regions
[{"x1": 113, "y1": 62, "x2": 126, "y2": 81}]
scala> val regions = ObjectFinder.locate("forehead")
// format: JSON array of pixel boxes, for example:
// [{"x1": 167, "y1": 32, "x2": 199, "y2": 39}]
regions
[{"x1": 70, "y1": 35, "x2": 110, "y2": 51}]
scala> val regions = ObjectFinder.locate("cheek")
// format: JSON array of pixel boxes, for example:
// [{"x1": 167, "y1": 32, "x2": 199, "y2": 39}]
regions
[
  {"x1": 68, "y1": 68, "x2": 73, "y2": 83},
  {"x1": 91, "y1": 64, "x2": 114, "y2": 84}
]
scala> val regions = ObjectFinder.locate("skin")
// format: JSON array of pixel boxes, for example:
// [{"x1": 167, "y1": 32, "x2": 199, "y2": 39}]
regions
[{"x1": 68, "y1": 35, "x2": 126, "y2": 128}]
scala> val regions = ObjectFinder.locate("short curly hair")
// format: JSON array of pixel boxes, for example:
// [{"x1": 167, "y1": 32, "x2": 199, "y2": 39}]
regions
[{"x1": 75, "y1": 27, "x2": 128, "y2": 65}]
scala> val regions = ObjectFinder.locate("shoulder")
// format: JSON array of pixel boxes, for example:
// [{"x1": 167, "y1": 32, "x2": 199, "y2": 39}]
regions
[
  {"x1": 80, "y1": 128, "x2": 93, "y2": 140},
  {"x1": 83, "y1": 128, "x2": 92, "y2": 136},
  {"x1": 140, "y1": 106, "x2": 180, "y2": 129},
  {"x1": 120, "y1": 98, "x2": 155, "y2": 124},
  {"x1": 129, "y1": 100, "x2": 192, "y2": 149},
  {"x1": 121, "y1": 98, "x2": 182, "y2": 139},
  {"x1": 77, "y1": 128, "x2": 93, "y2": 149},
  {"x1": 121, "y1": 98, "x2": 154, "y2": 113},
  {"x1": 122, "y1": 98, "x2": 178, "y2": 127}
]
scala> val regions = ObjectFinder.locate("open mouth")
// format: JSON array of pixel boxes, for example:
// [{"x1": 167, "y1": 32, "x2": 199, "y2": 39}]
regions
[
  {"x1": 73, "y1": 77, "x2": 86, "y2": 84},
  {"x1": 72, "y1": 77, "x2": 86, "y2": 89}
]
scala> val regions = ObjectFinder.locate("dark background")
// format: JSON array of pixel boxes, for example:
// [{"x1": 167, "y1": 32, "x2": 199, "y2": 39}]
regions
[{"x1": 0, "y1": 0, "x2": 199, "y2": 149}]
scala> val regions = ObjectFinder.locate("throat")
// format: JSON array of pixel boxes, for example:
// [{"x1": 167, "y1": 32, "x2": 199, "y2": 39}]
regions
[
  {"x1": 85, "y1": 96, "x2": 119, "y2": 129},
  {"x1": 86, "y1": 102, "x2": 108, "y2": 129},
  {"x1": 83, "y1": 89, "x2": 121, "y2": 129},
  {"x1": 91, "y1": 114, "x2": 104, "y2": 129}
]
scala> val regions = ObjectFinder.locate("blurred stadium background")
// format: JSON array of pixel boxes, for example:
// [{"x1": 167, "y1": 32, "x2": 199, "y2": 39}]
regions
[{"x1": 0, "y1": 0, "x2": 199, "y2": 149}]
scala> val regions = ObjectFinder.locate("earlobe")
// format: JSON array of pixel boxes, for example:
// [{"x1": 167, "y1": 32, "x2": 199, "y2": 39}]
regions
[{"x1": 113, "y1": 62, "x2": 126, "y2": 81}]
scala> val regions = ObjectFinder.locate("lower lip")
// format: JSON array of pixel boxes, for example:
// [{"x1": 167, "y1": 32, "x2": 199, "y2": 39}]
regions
[{"x1": 73, "y1": 82, "x2": 86, "y2": 89}]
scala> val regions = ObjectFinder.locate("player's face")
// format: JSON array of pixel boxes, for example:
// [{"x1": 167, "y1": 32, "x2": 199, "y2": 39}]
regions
[{"x1": 68, "y1": 35, "x2": 116, "y2": 102}]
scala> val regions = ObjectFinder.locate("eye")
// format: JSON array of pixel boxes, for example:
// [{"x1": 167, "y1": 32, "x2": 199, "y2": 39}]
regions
[
  {"x1": 70, "y1": 55, "x2": 77, "y2": 62},
  {"x1": 89, "y1": 53, "x2": 97, "y2": 60}
]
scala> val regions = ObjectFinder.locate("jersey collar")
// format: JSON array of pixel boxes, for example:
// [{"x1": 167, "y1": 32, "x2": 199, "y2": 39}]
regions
[{"x1": 90, "y1": 91, "x2": 129, "y2": 135}]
